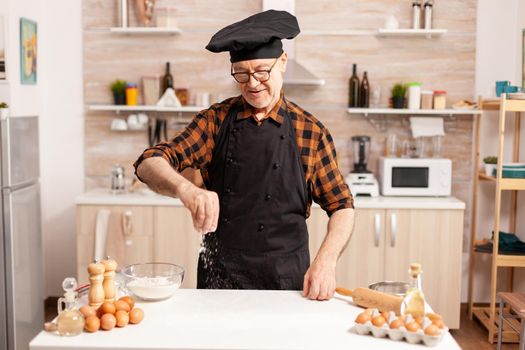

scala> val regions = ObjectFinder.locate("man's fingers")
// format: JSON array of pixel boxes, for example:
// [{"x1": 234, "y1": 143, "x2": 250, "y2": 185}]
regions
[
  {"x1": 303, "y1": 275, "x2": 310, "y2": 297},
  {"x1": 307, "y1": 279, "x2": 320, "y2": 300},
  {"x1": 194, "y1": 197, "x2": 206, "y2": 233},
  {"x1": 318, "y1": 284, "x2": 329, "y2": 301},
  {"x1": 202, "y1": 199, "x2": 214, "y2": 233},
  {"x1": 211, "y1": 194, "x2": 219, "y2": 232}
]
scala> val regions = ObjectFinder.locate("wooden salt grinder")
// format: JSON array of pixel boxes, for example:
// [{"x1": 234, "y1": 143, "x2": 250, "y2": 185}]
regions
[
  {"x1": 87, "y1": 261, "x2": 105, "y2": 308},
  {"x1": 101, "y1": 257, "x2": 118, "y2": 302}
]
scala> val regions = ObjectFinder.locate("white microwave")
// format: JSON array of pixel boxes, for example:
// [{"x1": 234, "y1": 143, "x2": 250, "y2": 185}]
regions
[{"x1": 378, "y1": 157, "x2": 452, "y2": 196}]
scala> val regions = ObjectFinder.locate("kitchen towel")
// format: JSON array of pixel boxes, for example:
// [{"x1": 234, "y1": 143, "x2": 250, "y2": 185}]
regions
[
  {"x1": 94, "y1": 209, "x2": 110, "y2": 261},
  {"x1": 104, "y1": 211, "x2": 128, "y2": 266},
  {"x1": 409, "y1": 117, "x2": 445, "y2": 138}
]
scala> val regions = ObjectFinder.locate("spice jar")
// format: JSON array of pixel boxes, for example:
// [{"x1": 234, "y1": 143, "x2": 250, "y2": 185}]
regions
[
  {"x1": 126, "y1": 83, "x2": 138, "y2": 106},
  {"x1": 433, "y1": 90, "x2": 447, "y2": 109},
  {"x1": 175, "y1": 88, "x2": 189, "y2": 106},
  {"x1": 421, "y1": 90, "x2": 433, "y2": 109}
]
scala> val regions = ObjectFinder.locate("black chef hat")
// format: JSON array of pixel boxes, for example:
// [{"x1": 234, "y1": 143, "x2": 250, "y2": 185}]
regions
[{"x1": 205, "y1": 10, "x2": 300, "y2": 63}]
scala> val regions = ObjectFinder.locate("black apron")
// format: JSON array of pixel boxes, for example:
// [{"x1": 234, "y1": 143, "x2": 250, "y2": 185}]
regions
[{"x1": 197, "y1": 97, "x2": 310, "y2": 290}]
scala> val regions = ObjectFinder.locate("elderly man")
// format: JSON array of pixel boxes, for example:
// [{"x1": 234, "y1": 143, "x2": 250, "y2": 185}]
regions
[{"x1": 134, "y1": 10, "x2": 355, "y2": 300}]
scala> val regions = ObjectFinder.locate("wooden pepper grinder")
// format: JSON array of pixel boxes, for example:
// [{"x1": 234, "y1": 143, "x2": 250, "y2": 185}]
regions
[
  {"x1": 87, "y1": 261, "x2": 105, "y2": 308},
  {"x1": 101, "y1": 257, "x2": 118, "y2": 302}
]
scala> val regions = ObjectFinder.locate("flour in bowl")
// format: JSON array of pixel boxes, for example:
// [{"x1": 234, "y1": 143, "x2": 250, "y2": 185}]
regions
[{"x1": 127, "y1": 276, "x2": 181, "y2": 300}]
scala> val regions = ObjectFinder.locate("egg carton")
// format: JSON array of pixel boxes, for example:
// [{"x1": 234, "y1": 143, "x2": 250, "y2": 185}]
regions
[{"x1": 352, "y1": 311, "x2": 448, "y2": 347}]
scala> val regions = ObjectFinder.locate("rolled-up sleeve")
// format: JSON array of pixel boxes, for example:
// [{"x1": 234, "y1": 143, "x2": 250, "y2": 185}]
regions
[
  {"x1": 133, "y1": 111, "x2": 212, "y2": 179},
  {"x1": 311, "y1": 128, "x2": 354, "y2": 216}
]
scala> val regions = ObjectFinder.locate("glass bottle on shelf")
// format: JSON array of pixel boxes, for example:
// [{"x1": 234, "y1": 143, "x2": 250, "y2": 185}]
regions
[
  {"x1": 56, "y1": 277, "x2": 84, "y2": 336},
  {"x1": 162, "y1": 62, "x2": 174, "y2": 94},
  {"x1": 402, "y1": 263, "x2": 426, "y2": 318},
  {"x1": 348, "y1": 64, "x2": 360, "y2": 108},
  {"x1": 360, "y1": 71, "x2": 370, "y2": 108}
]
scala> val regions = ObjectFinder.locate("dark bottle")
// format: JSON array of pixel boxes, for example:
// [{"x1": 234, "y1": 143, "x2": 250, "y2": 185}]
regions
[
  {"x1": 348, "y1": 64, "x2": 360, "y2": 108},
  {"x1": 360, "y1": 71, "x2": 370, "y2": 108},
  {"x1": 162, "y1": 62, "x2": 174, "y2": 92}
]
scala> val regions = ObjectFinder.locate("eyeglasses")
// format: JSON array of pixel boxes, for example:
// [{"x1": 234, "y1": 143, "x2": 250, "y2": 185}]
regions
[{"x1": 231, "y1": 59, "x2": 279, "y2": 83}]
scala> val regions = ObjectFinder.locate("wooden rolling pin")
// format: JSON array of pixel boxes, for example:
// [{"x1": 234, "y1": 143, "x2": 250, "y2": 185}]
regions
[{"x1": 336, "y1": 287, "x2": 402, "y2": 315}]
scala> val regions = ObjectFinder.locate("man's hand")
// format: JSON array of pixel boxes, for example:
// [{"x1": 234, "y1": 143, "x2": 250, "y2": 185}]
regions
[
  {"x1": 178, "y1": 182, "x2": 219, "y2": 234},
  {"x1": 302, "y1": 256, "x2": 337, "y2": 300}
]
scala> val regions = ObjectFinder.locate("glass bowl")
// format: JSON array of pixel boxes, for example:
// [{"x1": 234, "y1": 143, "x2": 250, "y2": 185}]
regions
[{"x1": 121, "y1": 263, "x2": 184, "y2": 301}]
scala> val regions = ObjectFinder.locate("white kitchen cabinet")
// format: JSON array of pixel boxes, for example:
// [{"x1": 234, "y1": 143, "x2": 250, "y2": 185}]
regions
[
  {"x1": 153, "y1": 206, "x2": 201, "y2": 289},
  {"x1": 75, "y1": 197, "x2": 463, "y2": 328},
  {"x1": 306, "y1": 207, "x2": 463, "y2": 329},
  {"x1": 307, "y1": 208, "x2": 384, "y2": 290},
  {"x1": 76, "y1": 205, "x2": 154, "y2": 285}
]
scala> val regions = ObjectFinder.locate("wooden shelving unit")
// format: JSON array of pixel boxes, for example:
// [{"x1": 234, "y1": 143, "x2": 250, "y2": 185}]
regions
[{"x1": 467, "y1": 94, "x2": 525, "y2": 344}]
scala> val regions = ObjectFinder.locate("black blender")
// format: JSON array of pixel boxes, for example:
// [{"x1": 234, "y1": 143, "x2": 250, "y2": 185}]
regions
[{"x1": 346, "y1": 136, "x2": 379, "y2": 196}]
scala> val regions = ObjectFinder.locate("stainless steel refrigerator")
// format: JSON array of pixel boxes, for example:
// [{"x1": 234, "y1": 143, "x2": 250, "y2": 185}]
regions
[{"x1": 0, "y1": 116, "x2": 43, "y2": 350}]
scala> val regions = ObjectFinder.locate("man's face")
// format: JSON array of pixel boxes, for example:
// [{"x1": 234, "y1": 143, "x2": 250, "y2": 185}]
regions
[{"x1": 231, "y1": 54, "x2": 287, "y2": 110}]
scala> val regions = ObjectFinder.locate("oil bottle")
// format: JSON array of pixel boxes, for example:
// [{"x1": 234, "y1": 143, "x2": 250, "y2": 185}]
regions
[
  {"x1": 56, "y1": 277, "x2": 84, "y2": 336},
  {"x1": 402, "y1": 263, "x2": 426, "y2": 318}
]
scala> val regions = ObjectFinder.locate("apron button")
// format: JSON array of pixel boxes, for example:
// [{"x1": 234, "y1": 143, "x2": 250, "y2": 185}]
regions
[
  {"x1": 273, "y1": 163, "x2": 280, "y2": 169},
  {"x1": 232, "y1": 128, "x2": 238, "y2": 134},
  {"x1": 265, "y1": 194, "x2": 272, "y2": 200},
  {"x1": 223, "y1": 217, "x2": 230, "y2": 224},
  {"x1": 227, "y1": 157, "x2": 234, "y2": 165},
  {"x1": 225, "y1": 187, "x2": 232, "y2": 193},
  {"x1": 258, "y1": 224, "x2": 265, "y2": 231},
  {"x1": 280, "y1": 135, "x2": 285, "y2": 140}
]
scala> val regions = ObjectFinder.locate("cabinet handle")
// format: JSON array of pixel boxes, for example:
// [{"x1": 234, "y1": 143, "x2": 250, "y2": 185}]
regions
[
  {"x1": 390, "y1": 213, "x2": 397, "y2": 247},
  {"x1": 122, "y1": 211, "x2": 133, "y2": 236},
  {"x1": 374, "y1": 213, "x2": 381, "y2": 247}
]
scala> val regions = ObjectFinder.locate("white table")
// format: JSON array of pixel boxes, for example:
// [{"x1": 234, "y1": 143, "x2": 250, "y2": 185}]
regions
[{"x1": 30, "y1": 290, "x2": 461, "y2": 350}]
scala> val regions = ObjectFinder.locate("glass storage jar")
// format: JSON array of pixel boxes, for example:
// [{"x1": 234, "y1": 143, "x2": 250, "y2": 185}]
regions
[{"x1": 433, "y1": 90, "x2": 446, "y2": 109}]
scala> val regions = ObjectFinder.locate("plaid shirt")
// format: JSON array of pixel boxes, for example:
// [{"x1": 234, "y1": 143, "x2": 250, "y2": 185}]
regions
[{"x1": 134, "y1": 94, "x2": 354, "y2": 217}]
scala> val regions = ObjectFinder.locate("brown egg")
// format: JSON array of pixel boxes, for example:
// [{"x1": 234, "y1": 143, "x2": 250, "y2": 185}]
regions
[
  {"x1": 79, "y1": 305, "x2": 96, "y2": 319},
  {"x1": 381, "y1": 311, "x2": 390, "y2": 320},
  {"x1": 389, "y1": 318, "x2": 404, "y2": 329},
  {"x1": 84, "y1": 315, "x2": 100, "y2": 333},
  {"x1": 99, "y1": 302, "x2": 116, "y2": 315},
  {"x1": 100, "y1": 313, "x2": 116, "y2": 331},
  {"x1": 129, "y1": 308, "x2": 144, "y2": 324},
  {"x1": 406, "y1": 321, "x2": 421, "y2": 332},
  {"x1": 364, "y1": 308, "x2": 374, "y2": 315},
  {"x1": 415, "y1": 316, "x2": 424, "y2": 325},
  {"x1": 115, "y1": 310, "x2": 129, "y2": 327},
  {"x1": 424, "y1": 324, "x2": 441, "y2": 336},
  {"x1": 426, "y1": 313, "x2": 443, "y2": 322},
  {"x1": 119, "y1": 296, "x2": 135, "y2": 310},
  {"x1": 115, "y1": 300, "x2": 131, "y2": 313},
  {"x1": 371, "y1": 315, "x2": 386, "y2": 327},
  {"x1": 432, "y1": 319, "x2": 445, "y2": 329},
  {"x1": 355, "y1": 312, "x2": 371, "y2": 324}
]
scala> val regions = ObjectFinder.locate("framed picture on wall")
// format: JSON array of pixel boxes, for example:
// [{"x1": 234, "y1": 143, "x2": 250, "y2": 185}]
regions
[{"x1": 20, "y1": 17, "x2": 37, "y2": 84}]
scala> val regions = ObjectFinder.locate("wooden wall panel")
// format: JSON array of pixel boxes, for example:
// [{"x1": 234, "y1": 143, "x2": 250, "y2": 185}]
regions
[{"x1": 82, "y1": 0, "x2": 476, "y2": 244}]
